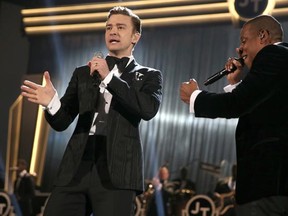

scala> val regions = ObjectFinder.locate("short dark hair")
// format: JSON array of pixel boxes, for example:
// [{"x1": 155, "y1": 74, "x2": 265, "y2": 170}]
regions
[
  {"x1": 245, "y1": 15, "x2": 283, "y2": 42},
  {"x1": 107, "y1": 6, "x2": 142, "y2": 34}
]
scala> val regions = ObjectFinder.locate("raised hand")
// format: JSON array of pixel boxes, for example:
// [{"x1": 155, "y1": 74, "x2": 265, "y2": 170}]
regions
[
  {"x1": 21, "y1": 71, "x2": 56, "y2": 107},
  {"x1": 180, "y1": 79, "x2": 199, "y2": 104}
]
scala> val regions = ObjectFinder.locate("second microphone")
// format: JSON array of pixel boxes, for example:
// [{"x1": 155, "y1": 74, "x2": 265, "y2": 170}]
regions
[{"x1": 204, "y1": 57, "x2": 244, "y2": 86}]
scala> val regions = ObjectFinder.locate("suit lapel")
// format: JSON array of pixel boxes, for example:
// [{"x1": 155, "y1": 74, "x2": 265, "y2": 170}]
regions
[
  {"x1": 120, "y1": 59, "x2": 140, "y2": 82},
  {"x1": 78, "y1": 67, "x2": 100, "y2": 129}
]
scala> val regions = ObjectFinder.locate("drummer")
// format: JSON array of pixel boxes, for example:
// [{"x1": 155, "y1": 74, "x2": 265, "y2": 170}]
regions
[{"x1": 146, "y1": 165, "x2": 174, "y2": 216}]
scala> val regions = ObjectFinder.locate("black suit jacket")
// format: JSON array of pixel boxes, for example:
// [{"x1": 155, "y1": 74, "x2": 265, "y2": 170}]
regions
[
  {"x1": 194, "y1": 43, "x2": 288, "y2": 204},
  {"x1": 45, "y1": 60, "x2": 162, "y2": 194}
]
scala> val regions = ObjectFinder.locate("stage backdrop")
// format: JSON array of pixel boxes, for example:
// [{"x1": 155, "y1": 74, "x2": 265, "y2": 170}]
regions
[{"x1": 26, "y1": 21, "x2": 288, "y2": 194}]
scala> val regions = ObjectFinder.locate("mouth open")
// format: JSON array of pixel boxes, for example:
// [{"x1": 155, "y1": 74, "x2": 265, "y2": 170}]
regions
[
  {"x1": 242, "y1": 55, "x2": 247, "y2": 60},
  {"x1": 109, "y1": 39, "x2": 119, "y2": 44}
]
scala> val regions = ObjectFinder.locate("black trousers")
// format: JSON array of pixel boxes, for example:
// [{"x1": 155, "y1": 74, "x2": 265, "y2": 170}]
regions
[{"x1": 43, "y1": 136, "x2": 136, "y2": 216}]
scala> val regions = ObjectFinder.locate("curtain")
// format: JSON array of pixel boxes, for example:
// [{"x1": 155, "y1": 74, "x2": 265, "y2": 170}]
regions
[{"x1": 27, "y1": 21, "x2": 288, "y2": 194}]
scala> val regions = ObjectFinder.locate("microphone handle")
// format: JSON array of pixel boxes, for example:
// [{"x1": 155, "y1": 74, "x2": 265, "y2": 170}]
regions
[
  {"x1": 203, "y1": 57, "x2": 243, "y2": 86},
  {"x1": 92, "y1": 51, "x2": 104, "y2": 86},
  {"x1": 204, "y1": 66, "x2": 236, "y2": 86}
]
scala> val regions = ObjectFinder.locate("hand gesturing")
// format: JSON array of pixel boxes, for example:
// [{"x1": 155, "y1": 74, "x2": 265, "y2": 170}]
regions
[{"x1": 21, "y1": 71, "x2": 56, "y2": 107}]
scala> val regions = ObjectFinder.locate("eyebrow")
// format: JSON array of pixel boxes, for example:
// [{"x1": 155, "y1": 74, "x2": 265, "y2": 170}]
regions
[{"x1": 106, "y1": 23, "x2": 127, "y2": 27}]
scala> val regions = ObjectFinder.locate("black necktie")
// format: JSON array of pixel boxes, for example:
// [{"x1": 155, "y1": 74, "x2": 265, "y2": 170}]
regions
[{"x1": 105, "y1": 56, "x2": 129, "y2": 72}]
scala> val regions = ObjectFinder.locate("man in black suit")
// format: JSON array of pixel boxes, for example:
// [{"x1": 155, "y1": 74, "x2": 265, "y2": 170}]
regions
[
  {"x1": 180, "y1": 15, "x2": 288, "y2": 215},
  {"x1": 14, "y1": 159, "x2": 35, "y2": 216},
  {"x1": 21, "y1": 6, "x2": 162, "y2": 216}
]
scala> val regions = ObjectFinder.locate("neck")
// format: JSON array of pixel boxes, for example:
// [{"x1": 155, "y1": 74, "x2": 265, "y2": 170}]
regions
[{"x1": 109, "y1": 51, "x2": 132, "y2": 58}]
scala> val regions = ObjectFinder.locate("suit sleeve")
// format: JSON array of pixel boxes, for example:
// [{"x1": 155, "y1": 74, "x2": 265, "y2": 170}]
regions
[
  {"x1": 195, "y1": 44, "x2": 286, "y2": 119},
  {"x1": 107, "y1": 68, "x2": 163, "y2": 121},
  {"x1": 45, "y1": 68, "x2": 80, "y2": 131}
]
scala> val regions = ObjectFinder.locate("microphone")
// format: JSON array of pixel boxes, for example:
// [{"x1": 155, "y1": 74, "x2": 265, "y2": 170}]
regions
[
  {"x1": 91, "y1": 51, "x2": 104, "y2": 86},
  {"x1": 204, "y1": 57, "x2": 244, "y2": 86},
  {"x1": 94, "y1": 51, "x2": 104, "y2": 59}
]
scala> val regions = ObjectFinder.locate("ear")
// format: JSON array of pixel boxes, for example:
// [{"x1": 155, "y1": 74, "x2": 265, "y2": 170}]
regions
[
  {"x1": 132, "y1": 32, "x2": 141, "y2": 45},
  {"x1": 259, "y1": 33, "x2": 264, "y2": 39},
  {"x1": 258, "y1": 29, "x2": 269, "y2": 44}
]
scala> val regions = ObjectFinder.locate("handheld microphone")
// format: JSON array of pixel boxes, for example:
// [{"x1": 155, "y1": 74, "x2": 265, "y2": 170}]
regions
[
  {"x1": 91, "y1": 51, "x2": 104, "y2": 86},
  {"x1": 94, "y1": 51, "x2": 104, "y2": 59},
  {"x1": 204, "y1": 57, "x2": 244, "y2": 86}
]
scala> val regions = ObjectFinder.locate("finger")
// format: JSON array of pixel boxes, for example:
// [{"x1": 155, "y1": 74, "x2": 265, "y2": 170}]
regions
[
  {"x1": 181, "y1": 81, "x2": 190, "y2": 85},
  {"x1": 44, "y1": 71, "x2": 51, "y2": 85},
  {"x1": 180, "y1": 84, "x2": 187, "y2": 91},
  {"x1": 23, "y1": 80, "x2": 41, "y2": 90},
  {"x1": 232, "y1": 59, "x2": 242, "y2": 67},
  {"x1": 225, "y1": 58, "x2": 233, "y2": 70},
  {"x1": 21, "y1": 91, "x2": 38, "y2": 100},
  {"x1": 27, "y1": 97, "x2": 40, "y2": 104},
  {"x1": 21, "y1": 85, "x2": 36, "y2": 95},
  {"x1": 227, "y1": 58, "x2": 236, "y2": 70},
  {"x1": 189, "y1": 78, "x2": 196, "y2": 83},
  {"x1": 90, "y1": 66, "x2": 98, "y2": 76}
]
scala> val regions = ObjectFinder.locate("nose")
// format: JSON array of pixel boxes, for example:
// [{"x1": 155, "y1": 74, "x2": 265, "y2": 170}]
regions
[
  {"x1": 238, "y1": 47, "x2": 243, "y2": 55},
  {"x1": 109, "y1": 26, "x2": 117, "y2": 35}
]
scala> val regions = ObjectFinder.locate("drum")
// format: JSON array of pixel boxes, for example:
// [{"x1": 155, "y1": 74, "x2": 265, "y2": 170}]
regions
[
  {"x1": 134, "y1": 184, "x2": 155, "y2": 216},
  {"x1": 134, "y1": 196, "x2": 142, "y2": 216},
  {"x1": 0, "y1": 191, "x2": 12, "y2": 216},
  {"x1": 173, "y1": 189, "x2": 195, "y2": 216},
  {"x1": 182, "y1": 194, "x2": 216, "y2": 216}
]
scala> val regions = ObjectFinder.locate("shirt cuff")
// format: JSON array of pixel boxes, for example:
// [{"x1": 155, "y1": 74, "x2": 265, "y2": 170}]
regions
[
  {"x1": 190, "y1": 90, "x2": 202, "y2": 113},
  {"x1": 223, "y1": 81, "x2": 242, "y2": 92},
  {"x1": 99, "y1": 72, "x2": 113, "y2": 93},
  {"x1": 43, "y1": 92, "x2": 61, "y2": 116}
]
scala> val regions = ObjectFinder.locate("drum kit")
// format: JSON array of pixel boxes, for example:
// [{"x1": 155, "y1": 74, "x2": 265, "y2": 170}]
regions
[
  {"x1": 134, "y1": 180, "x2": 196, "y2": 216},
  {"x1": 134, "y1": 181, "x2": 235, "y2": 216}
]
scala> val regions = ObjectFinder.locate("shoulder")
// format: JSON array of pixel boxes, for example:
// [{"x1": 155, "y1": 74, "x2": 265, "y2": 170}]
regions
[
  {"x1": 74, "y1": 65, "x2": 90, "y2": 73},
  {"x1": 127, "y1": 62, "x2": 162, "y2": 84},
  {"x1": 133, "y1": 61, "x2": 161, "y2": 73},
  {"x1": 69, "y1": 65, "x2": 90, "y2": 79},
  {"x1": 257, "y1": 43, "x2": 288, "y2": 57},
  {"x1": 253, "y1": 43, "x2": 288, "y2": 68},
  {"x1": 137, "y1": 66, "x2": 161, "y2": 75},
  {"x1": 133, "y1": 64, "x2": 163, "y2": 82}
]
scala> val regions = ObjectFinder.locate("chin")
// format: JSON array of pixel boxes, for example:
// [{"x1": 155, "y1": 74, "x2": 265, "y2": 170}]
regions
[{"x1": 109, "y1": 47, "x2": 120, "y2": 52}]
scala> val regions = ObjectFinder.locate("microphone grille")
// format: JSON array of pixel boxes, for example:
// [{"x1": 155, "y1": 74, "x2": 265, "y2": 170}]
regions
[{"x1": 94, "y1": 51, "x2": 104, "y2": 59}]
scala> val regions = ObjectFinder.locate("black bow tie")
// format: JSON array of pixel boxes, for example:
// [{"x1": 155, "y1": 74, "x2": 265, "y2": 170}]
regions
[{"x1": 105, "y1": 56, "x2": 130, "y2": 72}]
